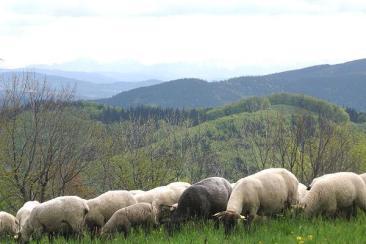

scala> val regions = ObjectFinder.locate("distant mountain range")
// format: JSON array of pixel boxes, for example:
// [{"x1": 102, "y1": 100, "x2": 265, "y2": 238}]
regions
[
  {"x1": 97, "y1": 59, "x2": 366, "y2": 111},
  {"x1": 0, "y1": 69, "x2": 162, "y2": 99},
  {"x1": 25, "y1": 59, "x2": 267, "y2": 81}
]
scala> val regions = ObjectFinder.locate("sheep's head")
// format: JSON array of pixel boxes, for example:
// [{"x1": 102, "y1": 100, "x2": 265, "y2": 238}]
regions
[
  {"x1": 292, "y1": 203, "x2": 306, "y2": 210},
  {"x1": 14, "y1": 218, "x2": 20, "y2": 235},
  {"x1": 170, "y1": 203, "x2": 178, "y2": 212},
  {"x1": 291, "y1": 203, "x2": 306, "y2": 216},
  {"x1": 213, "y1": 211, "x2": 245, "y2": 234},
  {"x1": 19, "y1": 218, "x2": 32, "y2": 243}
]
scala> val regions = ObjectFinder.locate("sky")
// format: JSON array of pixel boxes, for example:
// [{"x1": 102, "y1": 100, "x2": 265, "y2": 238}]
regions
[{"x1": 1, "y1": 0, "x2": 366, "y2": 77}]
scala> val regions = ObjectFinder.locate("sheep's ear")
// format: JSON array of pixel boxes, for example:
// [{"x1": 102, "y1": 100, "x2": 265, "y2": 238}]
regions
[
  {"x1": 213, "y1": 211, "x2": 226, "y2": 219},
  {"x1": 169, "y1": 204, "x2": 178, "y2": 212}
]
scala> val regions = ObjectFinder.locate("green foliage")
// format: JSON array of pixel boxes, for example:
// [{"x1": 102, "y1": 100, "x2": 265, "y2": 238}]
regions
[
  {"x1": 206, "y1": 96, "x2": 271, "y2": 120},
  {"x1": 269, "y1": 93, "x2": 349, "y2": 123},
  {"x1": 2, "y1": 90, "x2": 366, "y2": 211},
  {"x1": 346, "y1": 107, "x2": 366, "y2": 123}
]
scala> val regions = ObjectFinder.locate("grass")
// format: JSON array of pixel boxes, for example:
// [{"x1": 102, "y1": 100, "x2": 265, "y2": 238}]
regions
[{"x1": 4, "y1": 213, "x2": 366, "y2": 243}]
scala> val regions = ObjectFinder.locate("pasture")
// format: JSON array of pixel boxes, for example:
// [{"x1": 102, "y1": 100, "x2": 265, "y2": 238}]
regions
[{"x1": 4, "y1": 213, "x2": 366, "y2": 243}]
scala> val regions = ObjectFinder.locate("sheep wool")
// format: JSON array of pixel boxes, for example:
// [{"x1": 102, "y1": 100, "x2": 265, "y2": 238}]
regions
[
  {"x1": 215, "y1": 168, "x2": 299, "y2": 234},
  {"x1": 16, "y1": 201, "x2": 40, "y2": 232},
  {"x1": 101, "y1": 202, "x2": 158, "y2": 237},
  {"x1": 359, "y1": 173, "x2": 366, "y2": 185},
  {"x1": 298, "y1": 183, "x2": 308, "y2": 203},
  {"x1": 20, "y1": 196, "x2": 89, "y2": 243},
  {"x1": 85, "y1": 190, "x2": 136, "y2": 232},
  {"x1": 0, "y1": 211, "x2": 18, "y2": 237},
  {"x1": 167, "y1": 177, "x2": 232, "y2": 233},
  {"x1": 303, "y1": 172, "x2": 366, "y2": 218},
  {"x1": 151, "y1": 182, "x2": 191, "y2": 221}
]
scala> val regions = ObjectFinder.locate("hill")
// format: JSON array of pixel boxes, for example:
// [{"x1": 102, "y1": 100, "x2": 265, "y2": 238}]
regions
[
  {"x1": 97, "y1": 58, "x2": 366, "y2": 110},
  {"x1": 0, "y1": 71, "x2": 162, "y2": 99},
  {"x1": 97, "y1": 78, "x2": 240, "y2": 108}
]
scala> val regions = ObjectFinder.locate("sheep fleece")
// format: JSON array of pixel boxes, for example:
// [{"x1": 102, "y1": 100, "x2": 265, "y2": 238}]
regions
[
  {"x1": 101, "y1": 203, "x2": 157, "y2": 234},
  {"x1": 303, "y1": 172, "x2": 366, "y2": 216}
]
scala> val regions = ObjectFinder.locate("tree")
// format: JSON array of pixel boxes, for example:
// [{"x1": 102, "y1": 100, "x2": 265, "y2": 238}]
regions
[{"x1": 0, "y1": 72, "x2": 97, "y2": 207}]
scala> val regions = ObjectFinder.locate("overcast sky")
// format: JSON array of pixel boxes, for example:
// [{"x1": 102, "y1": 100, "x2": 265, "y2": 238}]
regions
[{"x1": 1, "y1": 0, "x2": 366, "y2": 74}]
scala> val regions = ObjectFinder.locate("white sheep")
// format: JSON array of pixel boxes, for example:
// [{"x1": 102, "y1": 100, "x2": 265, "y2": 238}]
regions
[
  {"x1": 297, "y1": 183, "x2": 308, "y2": 203},
  {"x1": 19, "y1": 196, "x2": 89, "y2": 243},
  {"x1": 359, "y1": 173, "x2": 366, "y2": 184},
  {"x1": 0, "y1": 211, "x2": 18, "y2": 238},
  {"x1": 134, "y1": 187, "x2": 164, "y2": 204},
  {"x1": 152, "y1": 182, "x2": 191, "y2": 207},
  {"x1": 85, "y1": 190, "x2": 136, "y2": 234},
  {"x1": 166, "y1": 182, "x2": 191, "y2": 189},
  {"x1": 214, "y1": 168, "x2": 299, "y2": 234},
  {"x1": 151, "y1": 183, "x2": 191, "y2": 222},
  {"x1": 134, "y1": 182, "x2": 191, "y2": 204},
  {"x1": 16, "y1": 201, "x2": 40, "y2": 232},
  {"x1": 129, "y1": 190, "x2": 145, "y2": 196},
  {"x1": 100, "y1": 202, "x2": 158, "y2": 238},
  {"x1": 303, "y1": 172, "x2": 366, "y2": 218}
]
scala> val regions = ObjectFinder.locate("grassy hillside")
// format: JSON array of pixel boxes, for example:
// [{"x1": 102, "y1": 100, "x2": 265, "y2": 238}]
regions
[{"x1": 97, "y1": 58, "x2": 366, "y2": 111}]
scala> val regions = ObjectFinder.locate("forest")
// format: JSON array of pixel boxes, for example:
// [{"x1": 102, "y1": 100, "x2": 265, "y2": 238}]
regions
[{"x1": 1, "y1": 72, "x2": 366, "y2": 213}]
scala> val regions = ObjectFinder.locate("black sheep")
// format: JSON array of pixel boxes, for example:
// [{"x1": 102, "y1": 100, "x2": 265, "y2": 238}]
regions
[{"x1": 166, "y1": 177, "x2": 232, "y2": 233}]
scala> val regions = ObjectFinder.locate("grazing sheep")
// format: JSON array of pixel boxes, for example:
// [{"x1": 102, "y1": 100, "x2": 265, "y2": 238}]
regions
[
  {"x1": 261, "y1": 168, "x2": 299, "y2": 206},
  {"x1": 167, "y1": 177, "x2": 232, "y2": 233},
  {"x1": 134, "y1": 187, "x2": 165, "y2": 204},
  {"x1": 298, "y1": 183, "x2": 308, "y2": 203},
  {"x1": 85, "y1": 190, "x2": 136, "y2": 234},
  {"x1": 166, "y1": 182, "x2": 191, "y2": 189},
  {"x1": 307, "y1": 173, "x2": 333, "y2": 190},
  {"x1": 135, "y1": 182, "x2": 191, "y2": 205},
  {"x1": 359, "y1": 173, "x2": 366, "y2": 184},
  {"x1": 19, "y1": 196, "x2": 89, "y2": 243},
  {"x1": 302, "y1": 172, "x2": 366, "y2": 219},
  {"x1": 0, "y1": 211, "x2": 18, "y2": 238},
  {"x1": 230, "y1": 182, "x2": 236, "y2": 188},
  {"x1": 151, "y1": 182, "x2": 191, "y2": 222},
  {"x1": 100, "y1": 203, "x2": 158, "y2": 238},
  {"x1": 214, "y1": 168, "x2": 299, "y2": 234},
  {"x1": 16, "y1": 201, "x2": 40, "y2": 232},
  {"x1": 129, "y1": 190, "x2": 145, "y2": 196}
]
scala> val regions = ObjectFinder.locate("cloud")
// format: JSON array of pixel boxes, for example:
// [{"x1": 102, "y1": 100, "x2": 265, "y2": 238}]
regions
[
  {"x1": 2, "y1": 0, "x2": 366, "y2": 18},
  {"x1": 0, "y1": 0, "x2": 366, "y2": 71},
  {"x1": 5, "y1": 0, "x2": 96, "y2": 17}
]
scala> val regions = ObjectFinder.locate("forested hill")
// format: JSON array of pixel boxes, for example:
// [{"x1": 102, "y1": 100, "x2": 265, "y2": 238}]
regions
[{"x1": 97, "y1": 58, "x2": 366, "y2": 111}]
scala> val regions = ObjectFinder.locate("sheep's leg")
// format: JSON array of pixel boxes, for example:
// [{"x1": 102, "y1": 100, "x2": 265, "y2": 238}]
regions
[
  {"x1": 351, "y1": 202, "x2": 358, "y2": 218},
  {"x1": 343, "y1": 202, "x2": 357, "y2": 220},
  {"x1": 213, "y1": 217, "x2": 220, "y2": 229},
  {"x1": 68, "y1": 220, "x2": 84, "y2": 241},
  {"x1": 122, "y1": 223, "x2": 131, "y2": 239},
  {"x1": 143, "y1": 223, "x2": 153, "y2": 236},
  {"x1": 243, "y1": 214, "x2": 255, "y2": 231},
  {"x1": 48, "y1": 232, "x2": 54, "y2": 244}
]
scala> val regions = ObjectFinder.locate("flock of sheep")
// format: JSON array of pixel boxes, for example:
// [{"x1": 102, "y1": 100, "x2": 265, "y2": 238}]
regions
[{"x1": 1, "y1": 168, "x2": 366, "y2": 242}]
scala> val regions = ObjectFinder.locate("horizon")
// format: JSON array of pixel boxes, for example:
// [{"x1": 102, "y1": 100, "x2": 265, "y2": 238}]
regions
[
  {"x1": 0, "y1": 57, "x2": 364, "y2": 83},
  {"x1": 1, "y1": 0, "x2": 366, "y2": 80}
]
